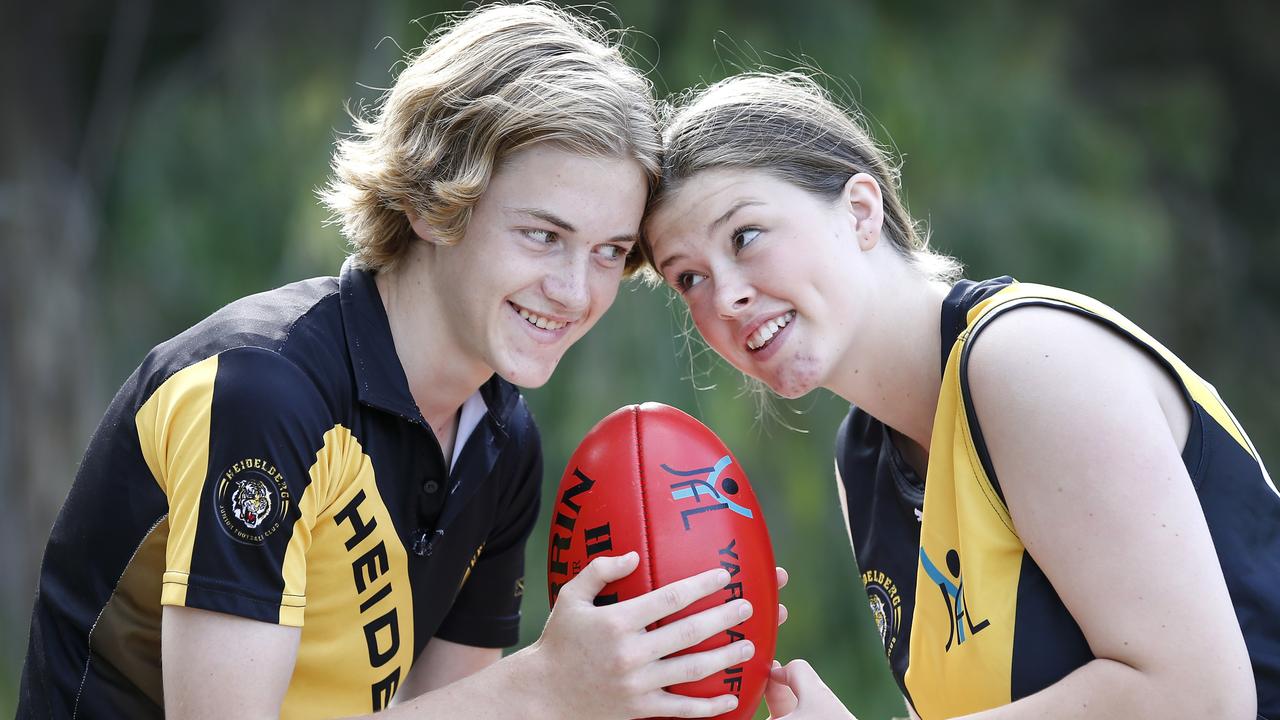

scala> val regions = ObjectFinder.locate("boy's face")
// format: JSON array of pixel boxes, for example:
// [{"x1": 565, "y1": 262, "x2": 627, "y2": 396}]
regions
[{"x1": 420, "y1": 144, "x2": 648, "y2": 388}]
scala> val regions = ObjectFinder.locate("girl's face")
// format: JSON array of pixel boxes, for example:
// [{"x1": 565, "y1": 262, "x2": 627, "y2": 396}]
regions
[{"x1": 646, "y1": 168, "x2": 881, "y2": 398}]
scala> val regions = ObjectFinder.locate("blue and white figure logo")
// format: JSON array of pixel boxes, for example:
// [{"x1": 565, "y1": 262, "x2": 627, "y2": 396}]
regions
[
  {"x1": 920, "y1": 547, "x2": 990, "y2": 651},
  {"x1": 664, "y1": 455, "x2": 754, "y2": 531}
]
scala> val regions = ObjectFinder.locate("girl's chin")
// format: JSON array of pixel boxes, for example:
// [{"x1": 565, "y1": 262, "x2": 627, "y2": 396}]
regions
[
  {"x1": 762, "y1": 357, "x2": 826, "y2": 399},
  {"x1": 766, "y1": 379, "x2": 815, "y2": 400}
]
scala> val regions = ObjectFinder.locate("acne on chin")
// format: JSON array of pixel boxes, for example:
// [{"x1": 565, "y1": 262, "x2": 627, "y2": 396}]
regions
[{"x1": 770, "y1": 355, "x2": 824, "y2": 399}]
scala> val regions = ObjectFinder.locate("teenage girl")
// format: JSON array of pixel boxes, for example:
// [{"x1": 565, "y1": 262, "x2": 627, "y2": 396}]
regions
[{"x1": 643, "y1": 72, "x2": 1278, "y2": 720}]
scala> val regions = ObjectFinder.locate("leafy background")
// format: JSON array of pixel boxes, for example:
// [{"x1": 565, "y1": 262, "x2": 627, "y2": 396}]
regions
[{"x1": 3, "y1": 1, "x2": 1277, "y2": 716}]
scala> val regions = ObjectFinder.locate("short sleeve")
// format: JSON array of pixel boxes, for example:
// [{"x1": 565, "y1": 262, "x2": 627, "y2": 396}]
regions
[
  {"x1": 135, "y1": 346, "x2": 332, "y2": 627},
  {"x1": 434, "y1": 416, "x2": 543, "y2": 648}
]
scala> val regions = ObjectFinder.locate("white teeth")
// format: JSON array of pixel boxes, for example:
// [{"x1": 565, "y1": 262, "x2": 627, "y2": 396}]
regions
[
  {"x1": 515, "y1": 305, "x2": 565, "y2": 331},
  {"x1": 747, "y1": 311, "x2": 795, "y2": 351}
]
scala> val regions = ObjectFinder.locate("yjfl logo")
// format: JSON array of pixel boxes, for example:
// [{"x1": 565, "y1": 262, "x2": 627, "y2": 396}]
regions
[
  {"x1": 920, "y1": 547, "x2": 990, "y2": 651},
  {"x1": 664, "y1": 455, "x2": 753, "y2": 530}
]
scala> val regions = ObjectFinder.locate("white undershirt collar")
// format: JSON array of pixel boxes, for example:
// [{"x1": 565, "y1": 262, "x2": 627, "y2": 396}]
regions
[{"x1": 449, "y1": 390, "x2": 487, "y2": 473}]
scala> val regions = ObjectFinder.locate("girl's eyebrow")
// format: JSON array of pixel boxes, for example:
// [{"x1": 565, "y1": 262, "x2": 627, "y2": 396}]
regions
[
  {"x1": 657, "y1": 252, "x2": 686, "y2": 275},
  {"x1": 707, "y1": 200, "x2": 765, "y2": 235},
  {"x1": 657, "y1": 198, "x2": 767, "y2": 275}
]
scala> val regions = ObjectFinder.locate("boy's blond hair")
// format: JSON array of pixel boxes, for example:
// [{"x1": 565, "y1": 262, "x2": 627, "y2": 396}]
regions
[{"x1": 323, "y1": 3, "x2": 660, "y2": 274}]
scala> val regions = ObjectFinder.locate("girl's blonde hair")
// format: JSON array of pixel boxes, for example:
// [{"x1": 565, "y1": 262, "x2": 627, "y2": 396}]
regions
[
  {"x1": 322, "y1": 3, "x2": 661, "y2": 274},
  {"x1": 645, "y1": 71, "x2": 959, "y2": 281}
]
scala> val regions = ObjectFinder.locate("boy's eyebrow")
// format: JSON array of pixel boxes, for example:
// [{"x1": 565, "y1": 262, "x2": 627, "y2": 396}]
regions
[
  {"x1": 511, "y1": 207, "x2": 576, "y2": 232},
  {"x1": 512, "y1": 206, "x2": 639, "y2": 245}
]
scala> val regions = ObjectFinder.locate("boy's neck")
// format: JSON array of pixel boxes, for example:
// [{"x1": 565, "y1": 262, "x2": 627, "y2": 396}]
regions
[{"x1": 374, "y1": 254, "x2": 492, "y2": 430}]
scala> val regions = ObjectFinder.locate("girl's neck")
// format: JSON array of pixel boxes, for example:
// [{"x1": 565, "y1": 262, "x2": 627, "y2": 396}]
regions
[{"x1": 827, "y1": 266, "x2": 951, "y2": 453}]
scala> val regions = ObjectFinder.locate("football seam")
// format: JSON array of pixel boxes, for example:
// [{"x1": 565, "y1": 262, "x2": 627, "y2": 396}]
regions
[{"x1": 631, "y1": 405, "x2": 658, "y2": 603}]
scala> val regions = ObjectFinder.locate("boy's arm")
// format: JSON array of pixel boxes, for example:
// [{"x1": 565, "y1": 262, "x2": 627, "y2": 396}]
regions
[
  {"x1": 393, "y1": 637, "x2": 502, "y2": 701},
  {"x1": 162, "y1": 606, "x2": 300, "y2": 719},
  {"x1": 163, "y1": 553, "x2": 751, "y2": 720}
]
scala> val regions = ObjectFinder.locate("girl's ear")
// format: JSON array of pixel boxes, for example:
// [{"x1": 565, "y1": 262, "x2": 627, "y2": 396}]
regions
[{"x1": 841, "y1": 173, "x2": 885, "y2": 251}]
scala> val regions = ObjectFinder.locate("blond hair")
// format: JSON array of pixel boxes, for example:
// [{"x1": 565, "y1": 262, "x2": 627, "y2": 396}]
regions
[
  {"x1": 645, "y1": 72, "x2": 959, "y2": 281},
  {"x1": 322, "y1": 3, "x2": 660, "y2": 273}
]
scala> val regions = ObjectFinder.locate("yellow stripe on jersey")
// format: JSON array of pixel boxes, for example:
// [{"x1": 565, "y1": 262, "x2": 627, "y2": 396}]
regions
[
  {"x1": 135, "y1": 355, "x2": 219, "y2": 610},
  {"x1": 970, "y1": 286, "x2": 1274, "y2": 499},
  {"x1": 280, "y1": 425, "x2": 415, "y2": 719},
  {"x1": 277, "y1": 423, "x2": 379, "y2": 626},
  {"x1": 966, "y1": 284, "x2": 1260, "y2": 457},
  {"x1": 906, "y1": 338, "x2": 1019, "y2": 716},
  {"x1": 277, "y1": 426, "x2": 338, "y2": 627}
]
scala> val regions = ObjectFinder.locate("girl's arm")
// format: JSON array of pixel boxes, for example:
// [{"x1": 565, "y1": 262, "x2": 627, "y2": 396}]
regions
[{"x1": 953, "y1": 306, "x2": 1254, "y2": 719}]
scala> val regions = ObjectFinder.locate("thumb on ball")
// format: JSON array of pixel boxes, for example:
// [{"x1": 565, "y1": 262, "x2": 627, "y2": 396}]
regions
[
  {"x1": 764, "y1": 660, "x2": 798, "y2": 717},
  {"x1": 783, "y1": 659, "x2": 828, "y2": 699}
]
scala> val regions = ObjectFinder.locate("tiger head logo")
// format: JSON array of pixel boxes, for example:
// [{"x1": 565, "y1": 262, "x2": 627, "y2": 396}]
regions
[
  {"x1": 231, "y1": 477, "x2": 272, "y2": 529},
  {"x1": 869, "y1": 593, "x2": 889, "y2": 644}
]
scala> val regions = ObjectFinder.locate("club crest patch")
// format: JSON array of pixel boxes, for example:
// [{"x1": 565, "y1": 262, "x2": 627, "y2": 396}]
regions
[
  {"x1": 862, "y1": 568, "x2": 903, "y2": 657},
  {"x1": 214, "y1": 457, "x2": 290, "y2": 544}
]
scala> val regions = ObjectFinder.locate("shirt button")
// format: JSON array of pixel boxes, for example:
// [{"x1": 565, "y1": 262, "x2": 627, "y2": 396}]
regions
[{"x1": 424, "y1": 480, "x2": 440, "y2": 494}]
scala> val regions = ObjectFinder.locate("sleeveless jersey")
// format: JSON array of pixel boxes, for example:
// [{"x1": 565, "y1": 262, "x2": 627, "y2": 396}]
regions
[{"x1": 837, "y1": 278, "x2": 1280, "y2": 718}]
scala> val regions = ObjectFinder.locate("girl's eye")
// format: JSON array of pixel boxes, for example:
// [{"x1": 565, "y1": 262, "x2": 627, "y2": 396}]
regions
[
  {"x1": 676, "y1": 272, "x2": 706, "y2": 292},
  {"x1": 732, "y1": 227, "x2": 760, "y2": 252},
  {"x1": 524, "y1": 229, "x2": 557, "y2": 244}
]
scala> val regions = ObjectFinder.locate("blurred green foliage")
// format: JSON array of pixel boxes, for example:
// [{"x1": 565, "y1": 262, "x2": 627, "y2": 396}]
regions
[{"x1": 4, "y1": 1, "x2": 1277, "y2": 718}]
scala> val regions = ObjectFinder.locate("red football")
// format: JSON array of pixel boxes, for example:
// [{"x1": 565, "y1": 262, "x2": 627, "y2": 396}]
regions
[{"x1": 547, "y1": 402, "x2": 777, "y2": 719}]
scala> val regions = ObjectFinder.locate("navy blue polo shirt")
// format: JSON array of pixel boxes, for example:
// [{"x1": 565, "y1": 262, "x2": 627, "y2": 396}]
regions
[{"x1": 19, "y1": 258, "x2": 543, "y2": 718}]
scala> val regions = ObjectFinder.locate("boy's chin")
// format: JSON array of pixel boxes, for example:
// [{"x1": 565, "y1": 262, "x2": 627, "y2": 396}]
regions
[{"x1": 496, "y1": 362, "x2": 558, "y2": 390}]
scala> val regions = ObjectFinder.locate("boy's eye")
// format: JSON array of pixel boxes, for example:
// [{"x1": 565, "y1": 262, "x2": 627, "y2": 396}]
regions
[
  {"x1": 525, "y1": 229, "x2": 556, "y2": 244},
  {"x1": 597, "y1": 244, "x2": 627, "y2": 261}
]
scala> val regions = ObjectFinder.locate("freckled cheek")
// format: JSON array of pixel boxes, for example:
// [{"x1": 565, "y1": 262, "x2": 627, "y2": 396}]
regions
[
  {"x1": 691, "y1": 310, "x2": 734, "y2": 355},
  {"x1": 579, "y1": 275, "x2": 623, "y2": 329}
]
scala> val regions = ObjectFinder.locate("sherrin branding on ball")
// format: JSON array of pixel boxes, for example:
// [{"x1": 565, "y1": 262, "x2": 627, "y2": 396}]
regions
[{"x1": 547, "y1": 402, "x2": 777, "y2": 719}]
